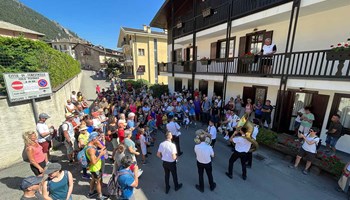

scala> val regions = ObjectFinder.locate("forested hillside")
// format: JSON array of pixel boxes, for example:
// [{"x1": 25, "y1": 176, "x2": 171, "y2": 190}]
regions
[{"x1": 0, "y1": 0, "x2": 81, "y2": 41}]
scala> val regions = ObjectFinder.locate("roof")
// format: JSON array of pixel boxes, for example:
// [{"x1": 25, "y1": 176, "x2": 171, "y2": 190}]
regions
[
  {"x1": 117, "y1": 26, "x2": 167, "y2": 48},
  {"x1": 121, "y1": 27, "x2": 166, "y2": 36},
  {"x1": 0, "y1": 20, "x2": 44, "y2": 36},
  {"x1": 73, "y1": 43, "x2": 122, "y2": 57},
  {"x1": 150, "y1": 0, "x2": 170, "y2": 29}
]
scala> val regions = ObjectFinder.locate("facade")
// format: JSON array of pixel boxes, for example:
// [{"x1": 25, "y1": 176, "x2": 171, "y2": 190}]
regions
[
  {"x1": 73, "y1": 43, "x2": 123, "y2": 71},
  {"x1": 151, "y1": 0, "x2": 350, "y2": 153},
  {"x1": 0, "y1": 20, "x2": 44, "y2": 40},
  {"x1": 117, "y1": 26, "x2": 168, "y2": 84},
  {"x1": 50, "y1": 38, "x2": 79, "y2": 58}
]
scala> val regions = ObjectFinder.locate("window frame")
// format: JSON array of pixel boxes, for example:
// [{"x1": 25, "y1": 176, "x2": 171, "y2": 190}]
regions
[{"x1": 138, "y1": 48, "x2": 145, "y2": 56}]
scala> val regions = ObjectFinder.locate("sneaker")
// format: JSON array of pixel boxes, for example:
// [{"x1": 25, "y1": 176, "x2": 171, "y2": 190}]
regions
[
  {"x1": 225, "y1": 172, "x2": 233, "y2": 179},
  {"x1": 82, "y1": 174, "x2": 91, "y2": 180},
  {"x1": 288, "y1": 165, "x2": 296, "y2": 169},
  {"x1": 96, "y1": 195, "x2": 108, "y2": 200},
  {"x1": 302, "y1": 170, "x2": 308, "y2": 175},
  {"x1": 87, "y1": 190, "x2": 98, "y2": 198}
]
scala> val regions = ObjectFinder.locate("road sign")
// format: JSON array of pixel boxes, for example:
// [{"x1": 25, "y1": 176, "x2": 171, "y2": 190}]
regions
[{"x1": 3, "y1": 72, "x2": 53, "y2": 102}]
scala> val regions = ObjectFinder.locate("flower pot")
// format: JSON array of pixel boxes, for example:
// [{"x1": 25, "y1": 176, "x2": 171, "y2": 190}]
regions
[
  {"x1": 241, "y1": 57, "x2": 254, "y2": 64},
  {"x1": 326, "y1": 51, "x2": 350, "y2": 61}
]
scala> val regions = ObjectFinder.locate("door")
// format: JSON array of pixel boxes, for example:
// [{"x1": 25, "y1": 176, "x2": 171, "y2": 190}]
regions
[
  {"x1": 214, "y1": 82, "x2": 224, "y2": 97},
  {"x1": 174, "y1": 78, "x2": 182, "y2": 92},
  {"x1": 187, "y1": 79, "x2": 193, "y2": 92},
  {"x1": 288, "y1": 92, "x2": 313, "y2": 131},
  {"x1": 311, "y1": 94, "x2": 330, "y2": 130},
  {"x1": 199, "y1": 80, "x2": 208, "y2": 96},
  {"x1": 274, "y1": 90, "x2": 294, "y2": 132},
  {"x1": 242, "y1": 86, "x2": 255, "y2": 106}
]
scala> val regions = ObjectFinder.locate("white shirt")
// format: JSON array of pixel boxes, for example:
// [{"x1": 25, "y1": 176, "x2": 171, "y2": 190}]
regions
[
  {"x1": 62, "y1": 121, "x2": 74, "y2": 139},
  {"x1": 66, "y1": 103, "x2": 75, "y2": 111},
  {"x1": 295, "y1": 108, "x2": 305, "y2": 123},
  {"x1": 233, "y1": 137, "x2": 252, "y2": 153},
  {"x1": 166, "y1": 121, "x2": 181, "y2": 136},
  {"x1": 158, "y1": 140, "x2": 177, "y2": 162},
  {"x1": 194, "y1": 142, "x2": 214, "y2": 164},
  {"x1": 92, "y1": 118, "x2": 101, "y2": 128},
  {"x1": 302, "y1": 135, "x2": 320, "y2": 153},
  {"x1": 36, "y1": 122, "x2": 50, "y2": 143},
  {"x1": 71, "y1": 94, "x2": 77, "y2": 102},
  {"x1": 208, "y1": 125, "x2": 217, "y2": 140},
  {"x1": 252, "y1": 126, "x2": 259, "y2": 140},
  {"x1": 262, "y1": 43, "x2": 276, "y2": 55},
  {"x1": 140, "y1": 134, "x2": 147, "y2": 149},
  {"x1": 229, "y1": 114, "x2": 240, "y2": 128}
]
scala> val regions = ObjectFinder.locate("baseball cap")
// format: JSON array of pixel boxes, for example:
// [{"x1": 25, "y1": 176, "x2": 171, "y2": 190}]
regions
[
  {"x1": 39, "y1": 113, "x2": 50, "y2": 119},
  {"x1": 88, "y1": 132, "x2": 99, "y2": 142},
  {"x1": 44, "y1": 163, "x2": 61, "y2": 175},
  {"x1": 20, "y1": 176, "x2": 43, "y2": 190}
]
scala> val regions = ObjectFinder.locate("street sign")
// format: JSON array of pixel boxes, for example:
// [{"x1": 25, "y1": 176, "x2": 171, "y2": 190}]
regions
[
  {"x1": 3, "y1": 72, "x2": 53, "y2": 102},
  {"x1": 136, "y1": 65, "x2": 145, "y2": 75}
]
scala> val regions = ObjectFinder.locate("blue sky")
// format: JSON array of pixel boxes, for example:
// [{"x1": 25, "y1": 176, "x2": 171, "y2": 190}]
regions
[{"x1": 20, "y1": 0, "x2": 165, "y2": 49}]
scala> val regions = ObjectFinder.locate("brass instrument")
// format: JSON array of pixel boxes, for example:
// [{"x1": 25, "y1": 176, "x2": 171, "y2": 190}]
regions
[
  {"x1": 236, "y1": 113, "x2": 259, "y2": 152},
  {"x1": 194, "y1": 129, "x2": 212, "y2": 145}
]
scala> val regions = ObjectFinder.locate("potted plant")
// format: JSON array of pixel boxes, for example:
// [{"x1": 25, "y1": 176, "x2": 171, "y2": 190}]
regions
[
  {"x1": 240, "y1": 52, "x2": 255, "y2": 64},
  {"x1": 200, "y1": 57, "x2": 211, "y2": 65},
  {"x1": 327, "y1": 41, "x2": 350, "y2": 61}
]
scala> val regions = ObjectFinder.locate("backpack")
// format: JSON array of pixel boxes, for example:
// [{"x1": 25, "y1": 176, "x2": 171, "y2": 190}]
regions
[
  {"x1": 107, "y1": 169, "x2": 133, "y2": 197},
  {"x1": 77, "y1": 146, "x2": 94, "y2": 168},
  {"x1": 57, "y1": 122, "x2": 68, "y2": 142}
]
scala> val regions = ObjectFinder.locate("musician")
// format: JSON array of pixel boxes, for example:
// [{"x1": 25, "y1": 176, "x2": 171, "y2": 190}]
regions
[
  {"x1": 226, "y1": 127, "x2": 251, "y2": 180},
  {"x1": 194, "y1": 134, "x2": 216, "y2": 192},
  {"x1": 207, "y1": 120, "x2": 217, "y2": 148},
  {"x1": 166, "y1": 116, "x2": 183, "y2": 156},
  {"x1": 157, "y1": 132, "x2": 183, "y2": 194},
  {"x1": 246, "y1": 119, "x2": 260, "y2": 168}
]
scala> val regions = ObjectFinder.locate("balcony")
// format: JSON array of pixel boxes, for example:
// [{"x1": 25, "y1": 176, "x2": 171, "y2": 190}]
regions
[
  {"x1": 173, "y1": 0, "x2": 292, "y2": 38},
  {"x1": 119, "y1": 73, "x2": 135, "y2": 80},
  {"x1": 159, "y1": 50, "x2": 350, "y2": 80}
]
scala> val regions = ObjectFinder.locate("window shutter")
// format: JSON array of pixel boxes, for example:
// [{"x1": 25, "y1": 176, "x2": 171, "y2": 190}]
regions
[
  {"x1": 238, "y1": 36, "x2": 247, "y2": 57},
  {"x1": 183, "y1": 48, "x2": 187, "y2": 61},
  {"x1": 210, "y1": 42, "x2": 217, "y2": 59}
]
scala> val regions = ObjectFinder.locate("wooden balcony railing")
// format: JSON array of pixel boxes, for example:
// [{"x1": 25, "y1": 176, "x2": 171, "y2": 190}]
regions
[{"x1": 158, "y1": 50, "x2": 350, "y2": 79}]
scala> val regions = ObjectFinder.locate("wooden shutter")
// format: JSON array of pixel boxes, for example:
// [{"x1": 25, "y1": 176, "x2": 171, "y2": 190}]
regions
[
  {"x1": 311, "y1": 94, "x2": 330, "y2": 130},
  {"x1": 238, "y1": 36, "x2": 247, "y2": 57},
  {"x1": 242, "y1": 86, "x2": 255, "y2": 107},
  {"x1": 210, "y1": 42, "x2": 217, "y2": 59},
  {"x1": 274, "y1": 90, "x2": 294, "y2": 132}
]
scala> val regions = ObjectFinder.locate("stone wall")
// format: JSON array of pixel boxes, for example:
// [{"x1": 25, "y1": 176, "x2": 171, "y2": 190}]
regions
[{"x1": 0, "y1": 72, "x2": 82, "y2": 169}]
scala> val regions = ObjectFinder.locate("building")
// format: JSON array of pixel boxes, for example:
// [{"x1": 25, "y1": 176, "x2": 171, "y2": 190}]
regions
[
  {"x1": 49, "y1": 38, "x2": 80, "y2": 58},
  {"x1": 117, "y1": 26, "x2": 168, "y2": 84},
  {"x1": 151, "y1": 0, "x2": 350, "y2": 153},
  {"x1": 0, "y1": 20, "x2": 44, "y2": 40},
  {"x1": 73, "y1": 43, "x2": 123, "y2": 71}
]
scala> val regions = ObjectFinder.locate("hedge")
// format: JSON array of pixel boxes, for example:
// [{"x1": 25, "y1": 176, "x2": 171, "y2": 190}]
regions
[{"x1": 0, "y1": 37, "x2": 81, "y2": 94}]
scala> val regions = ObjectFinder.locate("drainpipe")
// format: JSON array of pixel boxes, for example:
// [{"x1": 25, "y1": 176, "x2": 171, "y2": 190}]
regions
[
  {"x1": 134, "y1": 33, "x2": 138, "y2": 81},
  {"x1": 191, "y1": 0, "x2": 197, "y2": 96},
  {"x1": 171, "y1": 0, "x2": 175, "y2": 78},
  {"x1": 147, "y1": 35, "x2": 151, "y2": 83}
]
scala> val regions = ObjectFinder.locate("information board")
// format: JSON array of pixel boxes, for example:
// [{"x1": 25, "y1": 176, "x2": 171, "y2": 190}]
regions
[{"x1": 3, "y1": 72, "x2": 53, "y2": 102}]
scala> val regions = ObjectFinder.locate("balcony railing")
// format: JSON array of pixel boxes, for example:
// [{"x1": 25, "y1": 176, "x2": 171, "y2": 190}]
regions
[
  {"x1": 173, "y1": 0, "x2": 292, "y2": 38},
  {"x1": 158, "y1": 50, "x2": 350, "y2": 79},
  {"x1": 119, "y1": 73, "x2": 135, "y2": 79}
]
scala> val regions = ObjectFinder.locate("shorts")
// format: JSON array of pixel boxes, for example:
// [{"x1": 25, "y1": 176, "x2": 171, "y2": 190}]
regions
[
  {"x1": 261, "y1": 58, "x2": 273, "y2": 66},
  {"x1": 298, "y1": 125, "x2": 310, "y2": 135},
  {"x1": 30, "y1": 160, "x2": 46, "y2": 176},
  {"x1": 64, "y1": 137, "x2": 76, "y2": 155},
  {"x1": 294, "y1": 121, "x2": 301, "y2": 130},
  {"x1": 325, "y1": 135, "x2": 339, "y2": 148},
  {"x1": 91, "y1": 170, "x2": 102, "y2": 179},
  {"x1": 39, "y1": 141, "x2": 51, "y2": 153},
  {"x1": 141, "y1": 145, "x2": 147, "y2": 156},
  {"x1": 297, "y1": 148, "x2": 315, "y2": 162}
]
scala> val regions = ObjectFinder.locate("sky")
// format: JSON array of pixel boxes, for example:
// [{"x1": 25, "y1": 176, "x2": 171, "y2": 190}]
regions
[{"x1": 20, "y1": 0, "x2": 165, "y2": 49}]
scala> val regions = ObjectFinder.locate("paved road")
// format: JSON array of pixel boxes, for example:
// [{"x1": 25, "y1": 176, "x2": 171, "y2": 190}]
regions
[{"x1": 0, "y1": 70, "x2": 347, "y2": 200}]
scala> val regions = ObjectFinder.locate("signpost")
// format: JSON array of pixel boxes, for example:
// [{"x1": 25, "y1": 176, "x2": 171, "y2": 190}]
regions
[{"x1": 3, "y1": 72, "x2": 53, "y2": 123}]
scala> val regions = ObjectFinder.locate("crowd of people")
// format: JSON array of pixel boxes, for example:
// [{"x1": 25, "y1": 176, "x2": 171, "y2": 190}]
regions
[{"x1": 20, "y1": 78, "x2": 350, "y2": 200}]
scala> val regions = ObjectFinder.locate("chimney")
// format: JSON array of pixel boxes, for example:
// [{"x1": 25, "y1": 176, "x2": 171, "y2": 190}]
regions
[
  {"x1": 147, "y1": 26, "x2": 151, "y2": 33},
  {"x1": 164, "y1": 29, "x2": 168, "y2": 35},
  {"x1": 143, "y1": 25, "x2": 148, "y2": 32}
]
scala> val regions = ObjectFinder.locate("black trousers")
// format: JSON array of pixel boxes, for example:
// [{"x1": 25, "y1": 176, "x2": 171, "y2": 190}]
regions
[
  {"x1": 172, "y1": 135, "x2": 182, "y2": 154},
  {"x1": 247, "y1": 152, "x2": 253, "y2": 166},
  {"x1": 210, "y1": 139, "x2": 216, "y2": 148},
  {"x1": 197, "y1": 161, "x2": 214, "y2": 189},
  {"x1": 228, "y1": 150, "x2": 248, "y2": 177},
  {"x1": 162, "y1": 161, "x2": 179, "y2": 188},
  {"x1": 202, "y1": 112, "x2": 209, "y2": 124}
]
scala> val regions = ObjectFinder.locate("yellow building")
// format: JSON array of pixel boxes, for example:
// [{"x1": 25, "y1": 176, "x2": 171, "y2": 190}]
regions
[{"x1": 117, "y1": 25, "x2": 168, "y2": 84}]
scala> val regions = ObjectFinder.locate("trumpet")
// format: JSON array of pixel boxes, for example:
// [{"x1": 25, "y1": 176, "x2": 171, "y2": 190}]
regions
[{"x1": 194, "y1": 129, "x2": 212, "y2": 145}]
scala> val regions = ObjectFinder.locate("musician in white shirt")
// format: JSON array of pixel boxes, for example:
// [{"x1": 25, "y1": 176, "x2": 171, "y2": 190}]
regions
[
  {"x1": 166, "y1": 116, "x2": 183, "y2": 156},
  {"x1": 194, "y1": 134, "x2": 216, "y2": 192},
  {"x1": 260, "y1": 38, "x2": 277, "y2": 75},
  {"x1": 226, "y1": 127, "x2": 251, "y2": 180},
  {"x1": 157, "y1": 132, "x2": 183, "y2": 194}
]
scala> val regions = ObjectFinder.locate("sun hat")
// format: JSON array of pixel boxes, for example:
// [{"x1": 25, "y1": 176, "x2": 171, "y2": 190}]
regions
[
  {"x1": 20, "y1": 176, "x2": 43, "y2": 190},
  {"x1": 44, "y1": 163, "x2": 61, "y2": 175}
]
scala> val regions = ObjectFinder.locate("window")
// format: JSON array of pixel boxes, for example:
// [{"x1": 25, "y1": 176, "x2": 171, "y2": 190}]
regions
[
  {"x1": 138, "y1": 48, "x2": 145, "y2": 56},
  {"x1": 247, "y1": 32, "x2": 264, "y2": 54},
  {"x1": 53, "y1": 45, "x2": 58, "y2": 50},
  {"x1": 218, "y1": 39, "x2": 234, "y2": 58},
  {"x1": 63, "y1": 45, "x2": 67, "y2": 50},
  {"x1": 173, "y1": 49, "x2": 182, "y2": 62}
]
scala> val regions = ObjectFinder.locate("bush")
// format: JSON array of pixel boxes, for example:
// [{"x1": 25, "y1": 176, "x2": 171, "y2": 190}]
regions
[
  {"x1": 256, "y1": 128, "x2": 278, "y2": 146},
  {"x1": 124, "y1": 79, "x2": 149, "y2": 90},
  {"x1": 0, "y1": 37, "x2": 80, "y2": 94},
  {"x1": 150, "y1": 84, "x2": 169, "y2": 98}
]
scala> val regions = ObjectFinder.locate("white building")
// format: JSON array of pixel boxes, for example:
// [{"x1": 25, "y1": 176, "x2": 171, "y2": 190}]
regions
[{"x1": 151, "y1": 0, "x2": 350, "y2": 153}]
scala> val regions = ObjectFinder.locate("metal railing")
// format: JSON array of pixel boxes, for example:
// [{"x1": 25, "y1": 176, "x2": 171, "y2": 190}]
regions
[{"x1": 158, "y1": 50, "x2": 350, "y2": 79}]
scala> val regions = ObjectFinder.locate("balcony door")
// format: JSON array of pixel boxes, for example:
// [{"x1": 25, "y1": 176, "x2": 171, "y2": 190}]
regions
[
  {"x1": 199, "y1": 80, "x2": 208, "y2": 96},
  {"x1": 174, "y1": 78, "x2": 182, "y2": 93}
]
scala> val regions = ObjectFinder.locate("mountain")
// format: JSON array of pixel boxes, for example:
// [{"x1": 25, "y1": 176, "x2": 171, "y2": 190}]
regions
[{"x1": 0, "y1": 0, "x2": 83, "y2": 42}]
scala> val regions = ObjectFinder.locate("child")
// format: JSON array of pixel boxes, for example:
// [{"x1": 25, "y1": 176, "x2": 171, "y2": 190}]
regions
[
  {"x1": 183, "y1": 111, "x2": 190, "y2": 129},
  {"x1": 139, "y1": 128, "x2": 150, "y2": 165}
]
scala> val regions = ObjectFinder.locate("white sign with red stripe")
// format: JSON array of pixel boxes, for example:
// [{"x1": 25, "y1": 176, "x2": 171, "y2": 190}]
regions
[{"x1": 3, "y1": 72, "x2": 52, "y2": 102}]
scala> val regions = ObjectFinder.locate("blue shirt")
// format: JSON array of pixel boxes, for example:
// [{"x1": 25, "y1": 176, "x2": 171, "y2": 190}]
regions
[
  {"x1": 87, "y1": 126, "x2": 94, "y2": 133},
  {"x1": 118, "y1": 169, "x2": 134, "y2": 199}
]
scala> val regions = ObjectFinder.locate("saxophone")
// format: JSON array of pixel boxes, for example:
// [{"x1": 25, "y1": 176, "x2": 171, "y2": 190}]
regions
[{"x1": 236, "y1": 113, "x2": 259, "y2": 152}]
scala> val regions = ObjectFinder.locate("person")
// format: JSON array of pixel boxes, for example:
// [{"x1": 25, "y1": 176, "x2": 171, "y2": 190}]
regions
[
  {"x1": 112, "y1": 156, "x2": 139, "y2": 200},
  {"x1": 166, "y1": 116, "x2": 183, "y2": 156},
  {"x1": 42, "y1": 163, "x2": 73, "y2": 200},
  {"x1": 62, "y1": 113, "x2": 76, "y2": 164},
  {"x1": 23, "y1": 131, "x2": 47, "y2": 176},
  {"x1": 78, "y1": 124, "x2": 91, "y2": 180},
  {"x1": 139, "y1": 128, "x2": 150, "y2": 165},
  {"x1": 113, "y1": 144, "x2": 126, "y2": 173},
  {"x1": 325, "y1": 114, "x2": 343, "y2": 156},
  {"x1": 118, "y1": 113, "x2": 127, "y2": 144},
  {"x1": 289, "y1": 127, "x2": 320, "y2": 175},
  {"x1": 157, "y1": 132, "x2": 183, "y2": 194},
  {"x1": 261, "y1": 100, "x2": 273, "y2": 129},
  {"x1": 194, "y1": 134, "x2": 216, "y2": 193},
  {"x1": 253, "y1": 99, "x2": 263, "y2": 122},
  {"x1": 225, "y1": 127, "x2": 251, "y2": 180},
  {"x1": 65, "y1": 99, "x2": 76, "y2": 114},
  {"x1": 107, "y1": 116, "x2": 119, "y2": 160},
  {"x1": 20, "y1": 176, "x2": 44, "y2": 200},
  {"x1": 260, "y1": 38, "x2": 277, "y2": 75},
  {"x1": 36, "y1": 113, "x2": 53, "y2": 162},
  {"x1": 336, "y1": 160, "x2": 350, "y2": 193},
  {"x1": 234, "y1": 95, "x2": 243, "y2": 117},
  {"x1": 124, "y1": 130, "x2": 140, "y2": 162},
  {"x1": 210, "y1": 102, "x2": 220, "y2": 127},
  {"x1": 293, "y1": 107, "x2": 305, "y2": 136},
  {"x1": 202, "y1": 97, "x2": 211, "y2": 124},
  {"x1": 207, "y1": 120, "x2": 217, "y2": 148},
  {"x1": 298, "y1": 106, "x2": 314, "y2": 135},
  {"x1": 86, "y1": 132, "x2": 108, "y2": 200},
  {"x1": 96, "y1": 84, "x2": 101, "y2": 94}
]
